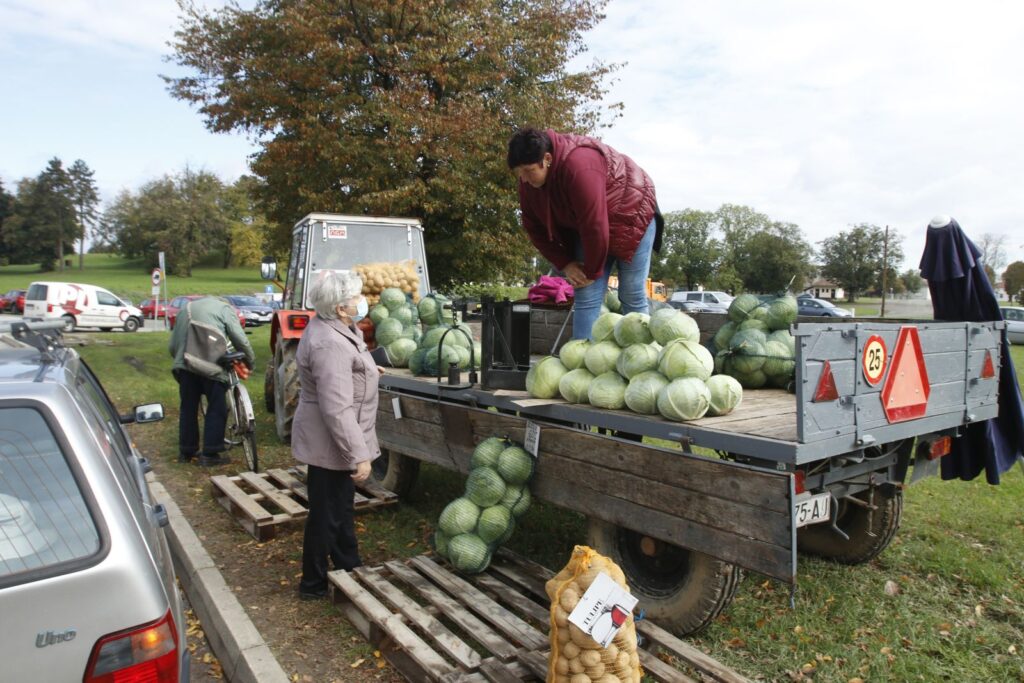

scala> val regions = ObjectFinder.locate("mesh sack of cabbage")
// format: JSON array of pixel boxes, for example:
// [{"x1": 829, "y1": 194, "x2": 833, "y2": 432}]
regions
[
  {"x1": 432, "y1": 437, "x2": 536, "y2": 574},
  {"x1": 545, "y1": 545, "x2": 642, "y2": 683},
  {"x1": 409, "y1": 322, "x2": 481, "y2": 377},
  {"x1": 712, "y1": 326, "x2": 797, "y2": 390}
]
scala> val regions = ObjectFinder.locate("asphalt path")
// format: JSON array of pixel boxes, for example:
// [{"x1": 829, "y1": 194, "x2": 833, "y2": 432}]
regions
[{"x1": 0, "y1": 312, "x2": 167, "y2": 332}]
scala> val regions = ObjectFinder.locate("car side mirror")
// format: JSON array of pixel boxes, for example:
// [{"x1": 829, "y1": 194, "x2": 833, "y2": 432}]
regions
[
  {"x1": 134, "y1": 403, "x2": 164, "y2": 424},
  {"x1": 260, "y1": 257, "x2": 277, "y2": 281}
]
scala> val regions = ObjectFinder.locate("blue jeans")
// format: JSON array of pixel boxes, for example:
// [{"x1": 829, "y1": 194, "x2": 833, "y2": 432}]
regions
[{"x1": 570, "y1": 218, "x2": 657, "y2": 340}]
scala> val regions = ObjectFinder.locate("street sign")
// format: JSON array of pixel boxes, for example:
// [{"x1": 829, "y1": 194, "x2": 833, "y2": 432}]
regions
[
  {"x1": 880, "y1": 326, "x2": 930, "y2": 423},
  {"x1": 151, "y1": 285, "x2": 161, "y2": 297},
  {"x1": 861, "y1": 334, "x2": 887, "y2": 386},
  {"x1": 151, "y1": 268, "x2": 162, "y2": 286}
]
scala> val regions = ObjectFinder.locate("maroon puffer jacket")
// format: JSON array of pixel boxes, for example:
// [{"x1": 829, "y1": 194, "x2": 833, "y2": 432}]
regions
[{"x1": 518, "y1": 129, "x2": 657, "y2": 278}]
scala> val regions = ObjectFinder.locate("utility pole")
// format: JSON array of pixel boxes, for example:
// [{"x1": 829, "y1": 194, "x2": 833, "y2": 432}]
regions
[{"x1": 880, "y1": 225, "x2": 889, "y2": 318}]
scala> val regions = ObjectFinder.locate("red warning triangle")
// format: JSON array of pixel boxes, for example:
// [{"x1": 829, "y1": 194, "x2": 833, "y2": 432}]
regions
[
  {"x1": 880, "y1": 326, "x2": 930, "y2": 423},
  {"x1": 814, "y1": 360, "x2": 839, "y2": 402},
  {"x1": 981, "y1": 350, "x2": 995, "y2": 379}
]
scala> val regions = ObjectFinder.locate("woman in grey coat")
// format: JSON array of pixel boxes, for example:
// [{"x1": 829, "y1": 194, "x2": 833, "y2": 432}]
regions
[{"x1": 293, "y1": 270, "x2": 381, "y2": 599}]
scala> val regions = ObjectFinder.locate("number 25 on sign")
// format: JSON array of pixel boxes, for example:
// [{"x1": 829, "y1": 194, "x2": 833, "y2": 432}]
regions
[{"x1": 862, "y1": 335, "x2": 887, "y2": 386}]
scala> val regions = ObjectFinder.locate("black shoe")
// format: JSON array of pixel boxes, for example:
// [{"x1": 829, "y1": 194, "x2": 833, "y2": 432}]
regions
[
  {"x1": 178, "y1": 452, "x2": 198, "y2": 464},
  {"x1": 298, "y1": 588, "x2": 327, "y2": 601},
  {"x1": 197, "y1": 454, "x2": 231, "y2": 467}
]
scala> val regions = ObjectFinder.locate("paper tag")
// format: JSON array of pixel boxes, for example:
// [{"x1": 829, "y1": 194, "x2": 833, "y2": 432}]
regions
[
  {"x1": 567, "y1": 572, "x2": 639, "y2": 648},
  {"x1": 327, "y1": 225, "x2": 348, "y2": 239},
  {"x1": 392, "y1": 397, "x2": 402, "y2": 419},
  {"x1": 524, "y1": 420, "x2": 540, "y2": 457}
]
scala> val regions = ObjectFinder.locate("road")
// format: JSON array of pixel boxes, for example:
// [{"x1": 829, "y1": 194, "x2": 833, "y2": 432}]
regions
[{"x1": 0, "y1": 313, "x2": 167, "y2": 332}]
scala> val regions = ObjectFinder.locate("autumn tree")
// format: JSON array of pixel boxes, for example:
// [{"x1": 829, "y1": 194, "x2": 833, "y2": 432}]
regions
[
  {"x1": 820, "y1": 224, "x2": 905, "y2": 302},
  {"x1": 166, "y1": 0, "x2": 617, "y2": 287},
  {"x1": 1004, "y1": 261, "x2": 1024, "y2": 303}
]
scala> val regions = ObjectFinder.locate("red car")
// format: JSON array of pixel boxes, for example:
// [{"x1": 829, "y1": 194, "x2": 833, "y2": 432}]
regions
[
  {"x1": 139, "y1": 298, "x2": 169, "y2": 319},
  {"x1": 167, "y1": 295, "x2": 246, "y2": 329},
  {"x1": 1, "y1": 289, "x2": 26, "y2": 313}
]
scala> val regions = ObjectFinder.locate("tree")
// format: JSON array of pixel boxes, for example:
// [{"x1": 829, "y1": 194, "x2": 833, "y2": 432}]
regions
[
  {"x1": 652, "y1": 209, "x2": 719, "y2": 291},
  {"x1": 0, "y1": 179, "x2": 13, "y2": 264},
  {"x1": 2, "y1": 161, "x2": 76, "y2": 270},
  {"x1": 1004, "y1": 261, "x2": 1024, "y2": 303},
  {"x1": 732, "y1": 221, "x2": 815, "y2": 294},
  {"x1": 977, "y1": 233, "x2": 1008, "y2": 275},
  {"x1": 166, "y1": 0, "x2": 617, "y2": 287},
  {"x1": 820, "y1": 224, "x2": 905, "y2": 302},
  {"x1": 68, "y1": 159, "x2": 100, "y2": 270},
  {"x1": 222, "y1": 176, "x2": 270, "y2": 268},
  {"x1": 900, "y1": 268, "x2": 924, "y2": 295}
]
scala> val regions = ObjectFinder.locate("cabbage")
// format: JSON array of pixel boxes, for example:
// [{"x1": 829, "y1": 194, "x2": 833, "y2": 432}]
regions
[
  {"x1": 738, "y1": 318, "x2": 770, "y2": 335},
  {"x1": 558, "y1": 368, "x2": 595, "y2": 404},
  {"x1": 728, "y1": 329, "x2": 767, "y2": 374},
  {"x1": 588, "y1": 371, "x2": 628, "y2": 410},
  {"x1": 449, "y1": 323, "x2": 474, "y2": 349},
  {"x1": 728, "y1": 293, "x2": 761, "y2": 322},
  {"x1": 734, "y1": 368, "x2": 768, "y2": 389},
  {"x1": 448, "y1": 533, "x2": 490, "y2": 573},
  {"x1": 616, "y1": 343, "x2": 661, "y2": 379},
  {"x1": 766, "y1": 296, "x2": 798, "y2": 331},
  {"x1": 658, "y1": 339, "x2": 714, "y2": 381},
  {"x1": 477, "y1": 505, "x2": 513, "y2": 544},
  {"x1": 434, "y1": 530, "x2": 450, "y2": 557},
  {"x1": 748, "y1": 304, "x2": 770, "y2": 322},
  {"x1": 584, "y1": 341, "x2": 622, "y2": 376},
  {"x1": 706, "y1": 375, "x2": 743, "y2": 416},
  {"x1": 714, "y1": 351, "x2": 729, "y2": 375},
  {"x1": 389, "y1": 304, "x2": 414, "y2": 326},
  {"x1": 380, "y1": 287, "x2": 407, "y2": 310},
  {"x1": 712, "y1": 321, "x2": 737, "y2": 350},
  {"x1": 526, "y1": 356, "x2": 568, "y2": 399},
  {"x1": 613, "y1": 312, "x2": 653, "y2": 346},
  {"x1": 768, "y1": 329, "x2": 796, "y2": 356},
  {"x1": 369, "y1": 304, "x2": 390, "y2": 326},
  {"x1": 422, "y1": 344, "x2": 462, "y2": 376},
  {"x1": 604, "y1": 288, "x2": 622, "y2": 312},
  {"x1": 762, "y1": 340, "x2": 796, "y2": 377},
  {"x1": 471, "y1": 438, "x2": 507, "y2": 469},
  {"x1": 768, "y1": 372, "x2": 794, "y2": 390},
  {"x1": 471, "y1": 342, "x2": 482, "y2": 369},
  {"x1": 374, "y1": 318, "x2": 406, "y2": 347},
  {"x1": 657, "y1": 377, "x2": 711, "y2": 422},
  {"x1": 418, "y1": 295, "x2": 449, "y2": 326},
  {"x1": 624, "y1": 371, "x2": 669, "y2": 415},
  {"x1": 408, "y1": 347, "x2": 427, "y2": 375},
  {"x1": 438, "y1": 498, "x2": 480, "y2": 536},
  {"x1": 454, "y1": 344, "x2": 471, "y2": 370},
  {"x1": 649, "y1": 308, "x2": 700, "y2": 345},
  {"x1": 591, "y1": 312, "x2": 623, "y2": 343},
  {"x1": 558, "y1": 339, "x2": 590, "y2": 370},
  {"x1": 420, "y1": 325, "x2": 459, "y2": 349},
  {"x1": 466, "y1": 467, "x2": 507, "y2": 507},
  {"x1": 500, "y1": 485, "x2": 531, "y2": 517},
  {"x1": 497, "y1": 446, "x2": 534, "y2": 485},
  {"x1": 386, "y1": 338, "x2": 418, "y2": 367}
]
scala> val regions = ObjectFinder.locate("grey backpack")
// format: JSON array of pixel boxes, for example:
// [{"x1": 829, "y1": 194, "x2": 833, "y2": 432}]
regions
[{"x1": 182, "y1": 301, "x2": 228, "y2": 378}]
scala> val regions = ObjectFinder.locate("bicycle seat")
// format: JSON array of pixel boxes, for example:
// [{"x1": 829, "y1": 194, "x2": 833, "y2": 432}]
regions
[{"x1": 219, "y1": 351, "x2": 251, "y2": 368}]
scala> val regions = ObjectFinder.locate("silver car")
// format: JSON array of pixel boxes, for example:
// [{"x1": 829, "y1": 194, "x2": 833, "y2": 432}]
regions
[
  {"x1": 1001, "y1": 306, "x2": 1024, "y2": 344},
  {"x1": 0, "y1": 321, "x2": 188, "y2": 681}
]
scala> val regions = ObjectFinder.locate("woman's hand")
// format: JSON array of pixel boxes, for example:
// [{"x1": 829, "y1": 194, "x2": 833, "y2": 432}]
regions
[
  {"x1": 352, "y1": 460, "x2": 371, "y2": 483},
  {"x1": 562, "y1": 261, "x2": 593, "y2": 288}
]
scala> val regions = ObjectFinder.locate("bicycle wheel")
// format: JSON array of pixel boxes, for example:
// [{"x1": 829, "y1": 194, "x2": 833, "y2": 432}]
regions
[
  {"x1": 233, "y1": 385, "x2": 259, "y2": 473},
  {"x1": 241, "y1": 419, "x2": 258, "y2": 473}
]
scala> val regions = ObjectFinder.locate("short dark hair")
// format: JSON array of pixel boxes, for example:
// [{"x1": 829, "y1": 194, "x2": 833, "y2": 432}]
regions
[{"x1": 507, "y1": 128, "x2": 552, "y2": 168}]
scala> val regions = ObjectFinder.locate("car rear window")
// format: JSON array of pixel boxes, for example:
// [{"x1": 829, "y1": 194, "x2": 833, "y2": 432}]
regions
[
  {"x1": 26, "y1": 284, "x2": 48, "y2": 301},
  {"x1": 0, "y1": 407, "x2": 101, "y2": 579}
]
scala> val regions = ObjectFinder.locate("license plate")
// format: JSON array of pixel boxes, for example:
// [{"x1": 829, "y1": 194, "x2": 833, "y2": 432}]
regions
[{"x1": 794, "y1": 492, "x2": 831, "y2": 528}]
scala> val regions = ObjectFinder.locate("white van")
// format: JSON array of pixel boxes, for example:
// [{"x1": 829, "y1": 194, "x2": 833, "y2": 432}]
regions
[{"x1": 23, "y1": 282, "x2": 144, "y2": 332}]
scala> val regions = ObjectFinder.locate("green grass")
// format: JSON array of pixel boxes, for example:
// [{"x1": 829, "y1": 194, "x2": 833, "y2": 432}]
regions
[
  {"x1": 77, "y1": 332, "x2": 1024, "y2": 682},
  {"x1": 0, "y1": 253, "x2": 271, "y2": 303}
]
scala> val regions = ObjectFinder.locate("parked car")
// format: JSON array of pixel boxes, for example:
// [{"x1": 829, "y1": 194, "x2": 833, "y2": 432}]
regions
[
  {"x1": 139, "y1": 298, "x2": 168, "y2": 319},
  {"x1": 1000, "y1": 306, "x2": 1024, "y2": 344},
  {"x1": 224, "y1": 295, "x2": 275, "y2": 326},
  {"x1": 798, "y1": 297, "x2": 853, "y2": 317},
  {"x1": 23, "y1": 282, "x2": 145, "y2": 332},
  {"x1": 668, "y1": 290, "x2": 733, "y2": 313},
  {"x1": 0, "y1": 289, "x2": 26, "y2": 313},
  {"x1": 167, "y1": 295, "x2": 246, "y2": 329},
  {"x1": 668, "y1": 299, "x2": 714, "y2": 313},
  {"x1": 0, "y1": 320, "x2": 189, "y2": 680}
]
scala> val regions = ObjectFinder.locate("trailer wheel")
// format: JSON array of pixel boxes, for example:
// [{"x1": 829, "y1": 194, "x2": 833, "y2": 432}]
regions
[
  {"x1": 587, "y1": 519, "x2": 742, "y2": 636},
  {"x1": 264, "y1": 362, "x2": 275, "y2": 414},
  {"x1": 274, "y1": 339, "x2": 300, "y2": 443},
  {"x1": 370, "y1": 449, "x2": 420, "y2": 497},
  {"x1": 797, "y1": 488, "x2": 902, "y2": 564}
]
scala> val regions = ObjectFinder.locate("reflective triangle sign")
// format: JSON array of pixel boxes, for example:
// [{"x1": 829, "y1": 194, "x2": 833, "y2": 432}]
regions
[{"x1": 880, "y1": 326, "x2": 930, "y2": 423}]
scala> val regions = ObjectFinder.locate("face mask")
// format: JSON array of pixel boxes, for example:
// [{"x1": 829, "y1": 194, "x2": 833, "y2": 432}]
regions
[{"x1": 351, "y1": 296, "x2": 369, "y2": 322}]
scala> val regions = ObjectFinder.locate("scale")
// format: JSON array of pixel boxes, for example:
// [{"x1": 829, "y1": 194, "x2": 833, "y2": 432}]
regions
[{"x1": 480, "y1": 298, "x2": 532, "y2": 390}]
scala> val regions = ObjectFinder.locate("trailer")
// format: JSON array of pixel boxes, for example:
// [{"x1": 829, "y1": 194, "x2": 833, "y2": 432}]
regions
[{"x1": 369, "y1": 316, "x2": 1003, "y2": 635}]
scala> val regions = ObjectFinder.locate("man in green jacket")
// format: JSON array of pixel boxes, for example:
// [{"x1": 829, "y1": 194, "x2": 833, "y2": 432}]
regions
[{"x1": 169, "y1": 296, "x2": 255, "y2": 466}]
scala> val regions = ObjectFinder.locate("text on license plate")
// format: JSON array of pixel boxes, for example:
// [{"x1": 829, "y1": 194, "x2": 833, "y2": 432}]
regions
[{"x1": 794, "y1": 492, "x2": 831, "y2": 528}]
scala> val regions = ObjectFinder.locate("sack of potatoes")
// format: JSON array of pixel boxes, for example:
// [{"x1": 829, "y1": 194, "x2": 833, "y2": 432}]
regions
[
  {"x1": 353, "y1": 260, "x2": 421, "y2": 306},
  {"x1": 546, "y1": 545, "x2": 641, "y2": 683}
]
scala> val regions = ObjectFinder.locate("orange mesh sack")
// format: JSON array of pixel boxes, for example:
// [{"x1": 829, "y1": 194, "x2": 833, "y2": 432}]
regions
[{"x1": 545, "y1": 545, "x2": 642, "y2": 683}]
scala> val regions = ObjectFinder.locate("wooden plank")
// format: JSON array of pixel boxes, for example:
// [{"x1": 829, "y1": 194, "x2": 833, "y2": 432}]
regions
[
  {"x1": 330, "y1": 569, "x2": 455, "y2": 681},
  {"x1": 265, "y1": 467, "x2": 308, "y2": 502},
  {"x1": 355, "y1": 566, "x2": 482, "y2": 670},
  {"x1": 638, "y1": 649, "x2": 699, "y2": 683},
  {"x1": 638, "y1": 620, "x2": 753, "y2": 683},
  {"x1": 478, "y1": 658, "x2": 525, "y2": 683},
  {"x1": 238, "y1": 471, "x2": 307, "y2": 516},
  {"x1": 410, "y1": 556, "x2": 549, "y2": 651},
  {"x1": 385, "y1": 561, "x2": 520, "y2": 660},
  {"x1": 210, "y1": 475, "x2": 273, "y2": 522},
  {"x1": 473, "y1": 574, "x2": 549, "y2": 624},
  {"x1": 516, "y1": 650, "x2": 550, "y2": 680}
]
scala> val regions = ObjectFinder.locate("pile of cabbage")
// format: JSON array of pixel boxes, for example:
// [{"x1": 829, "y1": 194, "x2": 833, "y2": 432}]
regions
[
  {"x1": 367, "y1": 287, "x2": 423, "y2": 368},
  {"x1": 526, "y1": 307, "x2": 744, "y2": 422},
  {"x1": 710, "y1": 294, "x2": 798, "y2": 390},
  {"x1": 434, "y1": 437, "x2": 534, "y2": 573},
  {"x1": 372, "y1": 291, "x2": 482, "y2": 375}
]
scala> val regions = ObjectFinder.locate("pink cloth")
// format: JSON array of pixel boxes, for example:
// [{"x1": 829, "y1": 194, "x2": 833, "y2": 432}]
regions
[{"x1": 528, "y1": 275, "x2": 575, "y2": 304}]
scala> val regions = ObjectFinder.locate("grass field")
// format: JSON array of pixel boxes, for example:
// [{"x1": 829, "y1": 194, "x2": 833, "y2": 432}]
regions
[{"x1": 74, "y1": 324, "x2": 1024, "y2": 682}]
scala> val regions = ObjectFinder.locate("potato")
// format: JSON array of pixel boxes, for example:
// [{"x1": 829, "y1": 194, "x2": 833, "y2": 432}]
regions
[
  {"x1": 603, "y1": 642, "x2": 619, "y2": 663},
  {"x1": 556, "y1": 627, "x2": 571, "y2": 645},
  {"x1": 555, "y1": 656, "x2": 569, "y2": 675},
  {"x1": 615, "y1": 650, "x2": 630, "y2": 670},
  {"x1": 569, "y1": 625, "x2": 602, "y2": 649},
  {"x1": 561, "y1": 641, "x2": 580, "y2": 660},
  {"x1": 568, "y1": 657, "x2": 585, "y2": 674},
  {"x1": 553, "y1": 605, "x2": 569, "y2": 627},
  {"x1": 578, "y1": 650, "x2": 601, "y2": 668},
  {"x1": 559, "y1": 587, "x2": 580, "y2": 613},
  {"x1": 569, "y1": 674, "x2": 591, "y2": 683}
]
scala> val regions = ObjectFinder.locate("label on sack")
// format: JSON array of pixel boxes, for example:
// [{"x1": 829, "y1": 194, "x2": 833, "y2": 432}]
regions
[{"x1": 568, "y1": 572, "x2": 638, "y2": 648}]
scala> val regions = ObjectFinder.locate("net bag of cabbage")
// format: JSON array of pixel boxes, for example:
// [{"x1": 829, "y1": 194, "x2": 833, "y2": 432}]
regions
[{"x1": 546, "y1": 546, "x2": 642, "y2": 683}]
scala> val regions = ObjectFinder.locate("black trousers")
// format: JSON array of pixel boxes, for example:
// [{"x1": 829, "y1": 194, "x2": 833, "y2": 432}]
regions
[
  {"x1": 174, "y1": 370, "x2": 228, "y2": 458},
  {"x1": 300, "y1": 464, "x2": 362, "y2": 593}
]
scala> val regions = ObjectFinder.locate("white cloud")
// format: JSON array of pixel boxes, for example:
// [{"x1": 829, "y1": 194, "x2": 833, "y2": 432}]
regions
[{"x1": 0, "y1": 0, "x2": 182, "y2": 53}]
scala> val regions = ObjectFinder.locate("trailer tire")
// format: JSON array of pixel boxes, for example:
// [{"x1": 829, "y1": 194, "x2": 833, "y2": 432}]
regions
[
  {"x1": 370, "y1": 449, "x2": 420, "y2": 497},
  {"x1": 264, "y1": 362, "x2": 276, "y2": 414},
  {"x1": 274, "y1": 339, "x2": 300, "y2": 443},
  {"x1": 797, "y1": 488, "x2": 902, "y2": 565},
  {"x1": 587, "y1": 519, "x2": 742, "y2": 636}
]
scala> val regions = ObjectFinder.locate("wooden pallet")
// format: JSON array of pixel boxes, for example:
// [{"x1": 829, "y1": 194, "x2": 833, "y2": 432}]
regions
[
  {"x1": 329, "y1": 549, "x2": 752, "y2": 683},
  {"x1": 210, "y1": 467, "x2": 398, "y2": 540}
]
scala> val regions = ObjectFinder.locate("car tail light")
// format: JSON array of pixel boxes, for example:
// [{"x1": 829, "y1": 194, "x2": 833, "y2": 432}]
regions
[
  {"x1": 47, "y1": 303, "x2": 54, "y2": 313},
  {"x1": 83, "y1": 610, "x2": 179, "y2": 683},
  {"x1": 288, "y1": 314, "x2": 309, "y2": 331},
  {"x1": 793, "y1": 470, "x2": 807, "y2": 494},
  {"x1": 928, "y1": 436, "x2": 952, "y2": 460}
]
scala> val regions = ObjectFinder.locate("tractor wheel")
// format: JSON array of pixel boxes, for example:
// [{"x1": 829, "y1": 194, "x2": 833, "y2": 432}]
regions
[
  {"x1": 370, "y1": 448, "x2": 420, "y2": 497},
  {"x1": 797, "y1": 488, "x2": 903, "y2": 565},
  {"x1": 587, "y1": 519, "x2": 742, "y2": 636},
  {"x1": 264, "y1": 362, "x2": 275, "y2": 414},
  {"x1": 273, "y1": 339, "x2": 300, "y2": 443}
]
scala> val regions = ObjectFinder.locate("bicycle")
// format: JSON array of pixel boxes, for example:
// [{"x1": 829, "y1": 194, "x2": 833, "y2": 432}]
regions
[{"x1": 199, "y1": 351, "x2": 259, "y2": 472}]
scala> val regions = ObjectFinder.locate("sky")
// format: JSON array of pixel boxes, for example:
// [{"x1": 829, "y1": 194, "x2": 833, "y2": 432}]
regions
[{"x1": 1, "y1": 0, "x2": 1022, "y2": 273}]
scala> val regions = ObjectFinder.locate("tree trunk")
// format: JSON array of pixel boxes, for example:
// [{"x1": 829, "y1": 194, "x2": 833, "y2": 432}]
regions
[
  {"x1": 57, "y1": 238, "x2": 64, "y2": 272},
  {"x1": 79, "y1": 224, "x2": 85, "y2": 270}
]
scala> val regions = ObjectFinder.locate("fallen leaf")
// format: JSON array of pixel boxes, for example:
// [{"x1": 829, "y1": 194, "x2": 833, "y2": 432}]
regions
[
  {"x1": 847, "y1": 678, "x2": 865, "y2": 683},
  {"x1": 1009, "y1": 645, "x2": 1018, "y2": 655},
  {"x1": 881, "y1": 647, "x2": 892, "y2": 655},
  {"x1": 884, "y1": 580, "x2": 900, "y2": 596},
  {"x1": 793, "y1": 625, "x2": 804, "y2": 634},
  {"x1": 351, "y1": 658, "x2": 365, "y2": 668}
]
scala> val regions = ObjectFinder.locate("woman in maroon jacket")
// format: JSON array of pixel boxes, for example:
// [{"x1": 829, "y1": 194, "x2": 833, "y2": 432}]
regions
[{"x1": 508, "y1": 127, "x2": 661, "y2": 339}]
